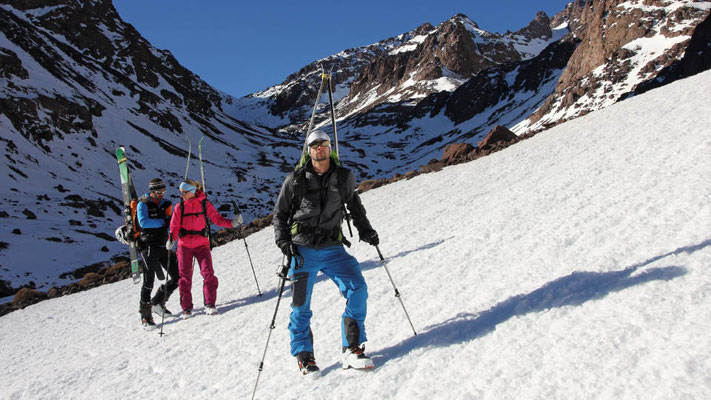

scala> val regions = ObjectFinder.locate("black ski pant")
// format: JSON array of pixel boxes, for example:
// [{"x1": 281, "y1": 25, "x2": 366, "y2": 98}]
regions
[{"x1": 140, "y1": 245, "x2": 179, "y2": 305}]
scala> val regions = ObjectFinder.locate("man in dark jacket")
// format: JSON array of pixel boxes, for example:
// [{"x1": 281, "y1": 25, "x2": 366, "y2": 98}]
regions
[
  {"x1": 273, "y1": 130, "x2": 380, "y2": 377},
  {"x1": 136, "y1": 178, "x2": 178, "y2": 330}
]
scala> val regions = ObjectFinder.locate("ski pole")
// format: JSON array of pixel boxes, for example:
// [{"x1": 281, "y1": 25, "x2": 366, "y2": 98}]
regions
[
  {"x1": 322, "y1": 68, "x2": 351, "y2": 238},
  {"x1": 342, "y1": 205, "x2": 353, "y2": 237},
  {"x1": 375, "y1": 246, "x2": 417, "y2": 336},
  {"x1": 251, "y1": 258, "x2": 290, "y2": 400},
  {"x1": 198, "y1": 136, "x2": 206, "y2": 191},
  {"x1": 303, "y1": 68, "x2": 327, "y2": 155},
  {"x1": 232, "y1": 201, "x2": 262, "y2": 296},
  {"x1": 184, "y1": 134, "x2": 192, "y2": 180},
  {"x1": 325, "y1": 71, "x2": 340, "y2": 159},
  {"x1": 158, "y1": 248, "x2": 172, "y2": 337}
]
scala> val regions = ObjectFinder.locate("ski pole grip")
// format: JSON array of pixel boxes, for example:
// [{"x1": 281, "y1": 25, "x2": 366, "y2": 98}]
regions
[
  {"x1": 277, "y1": 255, "x2": 290, "y2": 280},
  {"x1": 376, "y1": 246, "x2": 385, "y2": 261}
]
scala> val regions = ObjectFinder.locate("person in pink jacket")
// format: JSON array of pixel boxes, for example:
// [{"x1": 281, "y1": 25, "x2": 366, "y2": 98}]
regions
[{"x1": 167, "y1": 179, "x2": 242, "y2": 318}]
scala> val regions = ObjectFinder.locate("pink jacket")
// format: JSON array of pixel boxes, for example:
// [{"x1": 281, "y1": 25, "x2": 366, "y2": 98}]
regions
[{"x1": 169, "y1": 190, "x2": 232, "y2": 249}]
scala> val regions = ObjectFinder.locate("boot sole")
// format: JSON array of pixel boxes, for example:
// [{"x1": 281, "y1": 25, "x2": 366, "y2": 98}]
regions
[
  {"x1": 342, "y1": 360, "x2": 375, "y2": 370},
  {"x1": 301, "y1": 370, "x2": 321, "y2": 379}
]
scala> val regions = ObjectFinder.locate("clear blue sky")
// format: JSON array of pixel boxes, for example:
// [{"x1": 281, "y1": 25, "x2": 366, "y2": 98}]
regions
[{"x1": 113, "y1": 0, "x2": 571, "y2": 98}]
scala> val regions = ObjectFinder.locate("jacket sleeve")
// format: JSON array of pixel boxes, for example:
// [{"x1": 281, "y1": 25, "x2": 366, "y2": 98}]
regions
[
  {"x1": 205, "y1": 200, "x2": 233, "y2": 229},
  {"x1": 137, "y1": 199, "x2": 164, "y2": 229},
  {"x1": 343, "y1": 170, "x2": 374, "y2": 236},
  {"x1": 273, "y1": 173, "x2": 295, "y2": 249},
  {"x1": 169, "y1": 203, "x2": 181, "y2": 241}
]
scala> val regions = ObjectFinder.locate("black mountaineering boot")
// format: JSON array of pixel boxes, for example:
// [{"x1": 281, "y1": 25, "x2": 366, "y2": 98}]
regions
[
  {"x1": 139, "y1": 302, "x2": 157, "y2": 331},
  {"x1": 151, "y1": 287, "x2": 172, "y2": 317},
  {"x1": 296, "y1": 351, "x2": 320, "y2": 378}
]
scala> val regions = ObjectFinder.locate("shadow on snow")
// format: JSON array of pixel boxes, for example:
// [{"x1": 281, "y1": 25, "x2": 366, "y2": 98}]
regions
[{"x1": 370, "y1": 239, "x2": 711, "y2": 366}]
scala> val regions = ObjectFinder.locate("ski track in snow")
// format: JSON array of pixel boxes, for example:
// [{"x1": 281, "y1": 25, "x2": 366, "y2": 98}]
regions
[{"x1": 1, "y1": 70, "x2": 711, "y2": 399}]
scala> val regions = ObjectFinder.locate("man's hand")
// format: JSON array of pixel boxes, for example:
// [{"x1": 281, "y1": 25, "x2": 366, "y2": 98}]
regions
[
  {"x1": 361, "y1": 230, "x2": 379, "y2": 246},
  {"x1": 279, "y1": 241, "x2": 299, "y2": 257}
]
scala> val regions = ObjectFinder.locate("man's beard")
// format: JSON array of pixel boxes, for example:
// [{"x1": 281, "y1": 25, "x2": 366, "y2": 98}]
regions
[{"x1": 312, "y1": 152, "x2": 329, "y2": 162}]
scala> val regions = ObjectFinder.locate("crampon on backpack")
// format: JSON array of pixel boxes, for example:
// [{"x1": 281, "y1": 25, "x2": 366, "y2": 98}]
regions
[{"x1": 115, "y1": 198, "x2": 142, "y2": 245}]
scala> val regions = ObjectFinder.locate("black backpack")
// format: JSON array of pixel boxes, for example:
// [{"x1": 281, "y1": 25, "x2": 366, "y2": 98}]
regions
[{"x1": 289, "y1": 154, "x2": 352, "y2": 246}]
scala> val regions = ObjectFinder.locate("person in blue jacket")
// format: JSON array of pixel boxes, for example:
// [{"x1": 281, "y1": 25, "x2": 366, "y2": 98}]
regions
[{"x1": 136, "y1": 178, "x2": 178, "y2": 330}]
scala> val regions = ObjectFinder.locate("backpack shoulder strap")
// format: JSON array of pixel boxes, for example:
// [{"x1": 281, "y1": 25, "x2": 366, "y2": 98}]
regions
[
  {"x1": 179, "y1": 198, "x2": 185, "y2": 224},
  {"x1": 290, "y1": 167, "x2": 307, "y2": 209},
  {"x1": 201, "y1": 198, "x2": 213, "y2": 249},
  {"x1": 336, "y1": 166, "x2": 350, "y2": 202},
  {"x1": 201, "y1": 198, "x2": 210, "y2": 223},
  {"x1": 292, "y1": 168, "x2": 307, "y2": 198}
]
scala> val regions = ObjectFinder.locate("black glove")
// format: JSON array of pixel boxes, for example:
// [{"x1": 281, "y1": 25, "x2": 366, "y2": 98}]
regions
[
  {"x1": 279, "y1": 241, "x2": 299, "y2": 258},
  {"x1": 361, "y1": 230, "x2": 379, "y2": 246}
]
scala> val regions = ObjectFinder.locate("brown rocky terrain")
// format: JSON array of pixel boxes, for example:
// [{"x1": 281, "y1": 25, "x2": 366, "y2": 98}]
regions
[{"x1": 526, "y1": 0, "x2": 711, "y2": 131}]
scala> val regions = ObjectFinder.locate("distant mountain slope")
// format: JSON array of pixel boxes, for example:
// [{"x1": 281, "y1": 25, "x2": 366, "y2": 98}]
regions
[
  {"x1": 1, "y1": 0, "x2": 709, "y2": 295},
  {"x1": 0, "y1": 0, "x2": 295, "y2": 291},
  {"x1": 225, "y1": 12, "x2": 567, "y2": 132}
]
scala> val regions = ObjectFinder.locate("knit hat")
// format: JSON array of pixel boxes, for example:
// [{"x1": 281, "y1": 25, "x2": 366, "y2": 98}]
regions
[
  {"x1": 306, "y1": 130, "x2": 331, "y2": 146},
  {"x1": 148, "y1": 178, "x2": 166, "y2": 191}
]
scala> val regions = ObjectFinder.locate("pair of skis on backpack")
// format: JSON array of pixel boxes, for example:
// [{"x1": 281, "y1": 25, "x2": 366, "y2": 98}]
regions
[{"x1": 116, "y1": 147, "x2": 143, "y2": 284}]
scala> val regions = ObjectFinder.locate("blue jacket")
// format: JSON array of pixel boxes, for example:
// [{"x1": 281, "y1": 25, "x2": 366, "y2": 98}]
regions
[{"x1": 137, "y1": 193, "x2": 172, "y2": 245}]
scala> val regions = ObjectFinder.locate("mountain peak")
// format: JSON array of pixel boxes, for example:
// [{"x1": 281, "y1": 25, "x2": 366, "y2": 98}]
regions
[
  {"x1": 451, "y1": 13, "x2": 479, "y2": 29},
  {"x1": 8, "y1": 0, "x2": 112, "y2": 13},
  {"x1": 414, "y1": 22, "x2": 436, "y2": 35},
  {"x1": 513, "y1": 10, "x2": 552, "y2": 40}
]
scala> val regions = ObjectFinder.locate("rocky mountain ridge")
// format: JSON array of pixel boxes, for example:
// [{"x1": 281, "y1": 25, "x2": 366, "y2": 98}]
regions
[
  {"x1": 516, "y1": 0, "x2": 711, "y2": 132},
  {"x1": 229, "y1": 12, "x2": 565, "y2": 133},
  {"x1": 1, "y1": 0, "x2": 710, "y2": 297}
]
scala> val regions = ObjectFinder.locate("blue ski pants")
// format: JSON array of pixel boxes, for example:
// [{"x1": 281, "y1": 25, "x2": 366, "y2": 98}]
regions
[{"x1": 288, "y1": 245, "x2": 368, "y2": 356}]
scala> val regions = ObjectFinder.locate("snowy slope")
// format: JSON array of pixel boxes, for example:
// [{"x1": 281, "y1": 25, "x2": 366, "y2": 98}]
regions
[{"x1": 1, "y1": 66, "x2": 710, "y2": 399}]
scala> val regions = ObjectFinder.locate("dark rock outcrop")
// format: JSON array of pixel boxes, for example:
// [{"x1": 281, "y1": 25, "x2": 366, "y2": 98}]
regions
[
  {"x1": 478, "y1": 126, "x2": 517, "y2": 149},
  {"x1": 527, "y1": 0, "x2": 710, "y2": 130},
  {"x1": 631, "y1": 13, "x2": 711, "y2": 96},
  {"x1": 444, "y1": 35, "x2": 579, "y2": 125}
]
